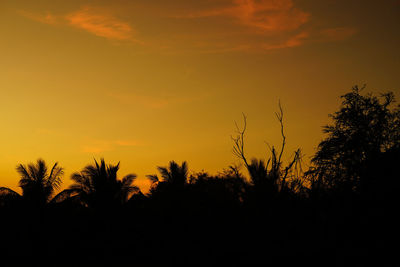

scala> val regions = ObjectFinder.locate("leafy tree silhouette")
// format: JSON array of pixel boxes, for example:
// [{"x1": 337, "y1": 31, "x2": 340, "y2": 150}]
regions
[
  {"x1": 69, "y1": 158, "x2": 139, "y2": 209},
  {"x1": 0, "y1": 158, "x2": 64, "y2": 208},
  {"x1": 310, "y1": 85, "x2": 400, "y2": 193}
]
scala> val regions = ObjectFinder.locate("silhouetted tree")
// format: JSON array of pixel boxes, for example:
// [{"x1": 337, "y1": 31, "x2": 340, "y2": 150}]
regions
[
  {"x1": 147, "y1": 161, "x2": 188, "y2": 193},
  {"x1": 69, "y1": 158, "x2": 139, "y2": 209},
  {"x1": 311, "y1": 86, "x2": 400, "y2": 192},
  {"x1": 0, "y1": 158, "x2": 64, "y2": 208},
  {"x1": 232, "y1": 104, "x2": 303, "y2": 198}
]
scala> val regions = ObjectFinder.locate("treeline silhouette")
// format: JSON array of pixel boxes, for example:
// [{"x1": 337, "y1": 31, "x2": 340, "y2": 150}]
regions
[{"x1": 0, "y1": 86, "x2": 398, "y2": 266}]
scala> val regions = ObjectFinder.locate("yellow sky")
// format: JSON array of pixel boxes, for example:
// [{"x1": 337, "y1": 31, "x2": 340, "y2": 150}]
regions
[{"x1": 1, "y1": 0, "x2": 399, "y2": 193}]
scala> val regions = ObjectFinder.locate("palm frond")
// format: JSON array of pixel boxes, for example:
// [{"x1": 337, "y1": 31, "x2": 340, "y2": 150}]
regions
[
  {"x1": 49, "y1": 189, "x2": 76, "y2": 204},
  {"x1": 27, "y1": 164, "x2": 38, "y2": 181},
  {"x1": 121, "y1": 174, "x2": 137, "y2": 188},
  {"x1": 16, "y1": 164, "x2": 31, "y2": 181},
  {"x1": 70, "y1": 172, "x2": 92, "y2": 192},
  {"x1": 180, "y1": 161, "x2": 188, "y2": 176},
  {"x1": 146, "y1": 174, "x2": 159, "y2": 184},
  {"x1": 0, "y1": 187, "x2": 22, "y2": 206},
  {"x1": 157, "y1": 166, "x2": 171, "y2": 182},
  {"x1": 0, "y1": 187, "x2": 22, "y2": 198},
  {"x1": 36, "y1": 158, "x2": 47, "y2": 182},
  {"x1": 70, "y1": 172, "x2": 85, "y2": 184},
  {"x1": 48, "y1": 162, "x2": 64, "y2": 190}
]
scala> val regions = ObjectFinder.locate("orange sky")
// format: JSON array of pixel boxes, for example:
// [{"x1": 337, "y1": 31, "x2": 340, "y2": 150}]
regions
[{"x1": 1, "y1": 0, "x2": 399, "y2": 193}]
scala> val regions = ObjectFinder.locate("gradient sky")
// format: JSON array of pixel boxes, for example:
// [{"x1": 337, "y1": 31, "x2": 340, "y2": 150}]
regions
[{"x1": 1, "y1": 0, "x2": 399, "y2": 193}]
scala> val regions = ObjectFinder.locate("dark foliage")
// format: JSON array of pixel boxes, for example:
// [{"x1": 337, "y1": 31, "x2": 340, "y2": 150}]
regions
[
  {"x1": 0, "y1": 159, "x2": 63, "y2": 209},
  {"x1": 311, "y1": 85, "x2": 400, "y2": 193},
  {"x1": 0, "y1": 86, "x2": 397, "y2": 266},
  {"x1": 69, "y1": 158, "x2": 139, "y2": 209}
]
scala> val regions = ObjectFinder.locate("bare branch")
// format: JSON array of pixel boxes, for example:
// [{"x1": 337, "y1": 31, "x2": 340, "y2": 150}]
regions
[
  {"x1": 231, "y1": 113, "x2": 250, "y2": 168},
  {"x1": 275, "y1": 100, "x2": 286, "y2": 166},
  {"x1": 281, "y1": 149, "x2": 302, "y2": 189}
]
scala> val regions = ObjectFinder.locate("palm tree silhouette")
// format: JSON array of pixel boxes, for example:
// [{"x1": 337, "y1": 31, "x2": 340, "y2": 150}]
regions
[
  {"x1": 69, "y1": 158, "x2": 139, "y2": 209},
  {"x1": 0, "y1": 158, "x2": 64, "y2": 208},
  {"x1": 147, "y1": 161, "x2": 188, "y2": 189}
]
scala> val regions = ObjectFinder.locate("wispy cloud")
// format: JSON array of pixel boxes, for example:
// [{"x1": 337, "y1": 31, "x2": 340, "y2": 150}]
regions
[
  {"x1": 65, "y1": 6, "x2": 135, "y2": 41},
  {"x1": 19, "y1": 6, "x2": 140, "y2": 43},
  {"x1": 18, "y1": 10, "x2": 58, "y2": 25},
  {"x1": 81, "y1": 139, "x2": 142, "y2": 154},
  {"x1": 18, "y1": 2, "x2": 356, "y2": 53},
  {"x1": 262, "y1": 31, "x2": 309, "y2": 50},
  {"x1": 171, "y1": 0, "x2": 356, "y2": 51},
  {"x1": 178, "y1": 0, "x2": 310, "y2": 33}
]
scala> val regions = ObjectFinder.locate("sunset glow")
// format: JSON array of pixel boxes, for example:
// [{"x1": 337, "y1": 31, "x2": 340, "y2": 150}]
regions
[{"x1": 1, "y1": 0, "x2": 399, "y2": 193}]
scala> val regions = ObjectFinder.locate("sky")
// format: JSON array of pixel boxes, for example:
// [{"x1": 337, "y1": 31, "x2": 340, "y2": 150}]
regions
[{"x1": 1, "y1": 0, "x2": 399, "y2": 193}]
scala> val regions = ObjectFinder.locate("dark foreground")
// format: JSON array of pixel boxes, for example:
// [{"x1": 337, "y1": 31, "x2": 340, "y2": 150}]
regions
[{"x1": 1, "y1": 189, "x2": 397, "y2": 267}]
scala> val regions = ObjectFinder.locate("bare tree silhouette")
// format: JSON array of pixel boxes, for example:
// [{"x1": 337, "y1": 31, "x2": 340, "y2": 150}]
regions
[{"x1": 232, "y1": 103, "x2": 303, "y2": 196}]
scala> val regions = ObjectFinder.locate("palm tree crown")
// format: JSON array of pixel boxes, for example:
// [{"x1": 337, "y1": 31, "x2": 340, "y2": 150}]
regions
[
  {"x1": 147, "y1": 161, "x2": 188, "y2": 187},
  {"x1": 0, "y1": 159, "x2": 64, "y2": 208},
  {"x1": 70, "y1": 158, "x2": 138, "y2": 208}
]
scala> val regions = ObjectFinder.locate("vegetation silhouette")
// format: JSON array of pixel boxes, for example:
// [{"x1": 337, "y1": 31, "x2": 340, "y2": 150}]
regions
[
  {"x1": 68, "y1": 158, "x2": 140, "y2": 209},
  {"x1": 0, "y1": 86, "x2": 398, "y2": 265},
  {"x1": 310, "y1": 85, "x2": 400, "y2": 194},
  {"x1": 0, "y1": 158, "x2": 64, "y2": 208},
  {"x1": 232, "y1": 104, "x2": 305, "y2": 209},
  {"x1": 148, "y1": 161, "x2": 188, "y2": 186}
]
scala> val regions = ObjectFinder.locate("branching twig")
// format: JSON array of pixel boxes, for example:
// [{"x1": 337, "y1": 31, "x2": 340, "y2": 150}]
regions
[
  {"x1": 276, "y1": 100, "x2": 286, "y2": 166},
  {"x1": 232, "y1": 113, "x2": 250, "y2": 169}
]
